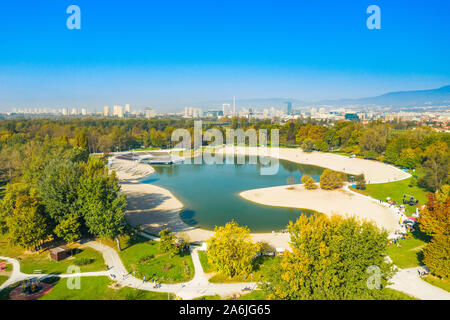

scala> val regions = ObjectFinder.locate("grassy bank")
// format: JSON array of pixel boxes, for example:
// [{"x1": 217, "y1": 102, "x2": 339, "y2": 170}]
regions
[
  {"x1": 386, "y1": 230, "x2": 430, "y2": 268},
  {"x1": 0, "y1": 276, "x2": 172, "y2": 300},
  {"x1": 198, "y1": 251, "x2": 280, "y2": 283},
  {"x1": 0, "y1": 235, "x2": 106, "y2": 275},
  {"x1": 422, "y1": 275, "x2": 450, "y2": 293},
  {"x1": 351, "y1": 177, "x2": 429, "y2": 215}
]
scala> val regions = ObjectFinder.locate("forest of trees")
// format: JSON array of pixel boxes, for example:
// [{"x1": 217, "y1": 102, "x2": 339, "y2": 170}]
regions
[
  {"x1": 0, "y1": 118, "x2": 448, "y2": 192},
  {"x1": 0, "y1": 131, "x2": 126, "y2": 250}
]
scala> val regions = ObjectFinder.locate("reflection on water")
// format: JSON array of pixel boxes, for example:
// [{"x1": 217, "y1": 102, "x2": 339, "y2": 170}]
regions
[{"x1": 140, "y1": 156, "x2": 323, "y2": 232}]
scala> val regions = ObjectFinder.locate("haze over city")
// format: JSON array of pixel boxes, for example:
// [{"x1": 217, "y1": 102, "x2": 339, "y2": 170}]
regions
[{"x1": 1, "y1": 0, "x2": 449, "y2": 112}]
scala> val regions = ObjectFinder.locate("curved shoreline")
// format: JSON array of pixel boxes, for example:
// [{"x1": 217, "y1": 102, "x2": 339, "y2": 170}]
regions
[
  {"x1": 240, "y1": 184, "x2": 399, "y2": 233},
  {"x1": 113, "y1": 147, "x2": 411, "y2": 248}
]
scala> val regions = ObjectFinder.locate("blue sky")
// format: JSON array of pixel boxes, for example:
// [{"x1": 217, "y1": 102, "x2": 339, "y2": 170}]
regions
[{"x1": 0, "y1": 0, "x2": 449, "y2": 111}]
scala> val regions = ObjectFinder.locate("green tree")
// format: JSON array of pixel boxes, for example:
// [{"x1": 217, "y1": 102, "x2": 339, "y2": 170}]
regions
[
  {"x1": 421, "y1": 142, "x2": 449, "y2": 191},
  {"x1": 314, "y1": 140, "x2": 329, "y2": 152},
  {"x1": 319, "y1": 169, "x2": 346, "y2": 190},
  {"x1": 78, "y1": 166, "x2": 126, "y2": 245},
  {"x1": 38, "y1": 159, "x2": 81, "y2": 226},
  {"x1": 301, "y1": 175, "x2": 318, "y2": 190},
  {"x1": 261, "y1": 214, "x2": 394, "y2": 300},
  {"x1": 301, "y1": 138, "x2": 314, "y2": 152},
  {"x1": 54, "y1": 213, "x2": 81, "y2": 243},
  {"x1": 7, "y1": 194, "x2": 50, "y2": 250},
  {"x1": 158, "y1": 228, "x2": 179, "y2": 256},
  {"x1": 355, "y1": 174, "x2": 366, "y2": 190},
  {"x1": 206, "y1": 221, "x2": 261, "y2": 277}
]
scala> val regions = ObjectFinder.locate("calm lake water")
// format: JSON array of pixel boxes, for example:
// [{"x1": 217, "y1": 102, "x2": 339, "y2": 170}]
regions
[{"x1": 140, "y1": 156, "x2": 324, "y2": 232}]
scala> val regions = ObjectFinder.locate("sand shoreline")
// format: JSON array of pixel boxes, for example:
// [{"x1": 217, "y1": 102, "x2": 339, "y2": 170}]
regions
[
  {"x1": 240, "y1": 184, "x2": 398, "y2": 233},
  {"x1": 112, "y1": 147, "x2": 410, "y2": 249}
]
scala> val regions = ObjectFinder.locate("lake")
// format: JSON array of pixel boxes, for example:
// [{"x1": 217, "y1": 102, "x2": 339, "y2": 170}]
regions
[{"x1": 140, "y1": 156, "x2": 324, "y2": 232}]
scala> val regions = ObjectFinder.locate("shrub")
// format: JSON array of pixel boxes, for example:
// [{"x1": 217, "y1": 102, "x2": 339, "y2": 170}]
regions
[
  {"x1": 138, "y1": 255, "x2": 154, "y2": 264},
  {"x1": 301, "y1": 175, "x2": 318, "y2": 190},
  {"x1": 355, "y1": 174, "x2": 366, "y2": 190},
  {"x1": 74, "y1": 257, "x2": 94, "y2": 266}
]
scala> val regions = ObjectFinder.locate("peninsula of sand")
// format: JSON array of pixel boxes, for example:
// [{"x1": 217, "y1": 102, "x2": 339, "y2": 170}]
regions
[{"x1": 109, "y1": 147, "x2": 411, "y2": 249}]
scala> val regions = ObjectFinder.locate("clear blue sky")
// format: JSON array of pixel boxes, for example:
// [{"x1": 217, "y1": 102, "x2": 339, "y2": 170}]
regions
[{"x1": 0, "y1": 0, "x2": 449, "y2": 111}]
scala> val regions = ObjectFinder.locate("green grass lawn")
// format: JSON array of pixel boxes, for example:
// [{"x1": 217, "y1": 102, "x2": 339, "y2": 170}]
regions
[
  {"x1": 237, "y1": 290, "x2": 268, "y2": 300},
  {"x1": 194, "y1": 295, "x2": 222, "y2": 300},
  {"x1": 19, "y1": 247, "x2": 106, "y2": 275},
  {"x1": 198, "y1": 251, "x2": 214, "y2": 273},
  {"x1": 386, "y1": 230, "x2": 430, "y2": 268},
  {"x1": 351, "y1": 177, "x2": 429, "y2": 215},
  {"x1": 0, "y1": 276, "x2": 172, "y2": 300},
  {"x1": 422, "y1": 275, "x2": 450, "y2": 292},
  {"x1": 199, "y1": 252, "x2": 281, "y2": 283},
  {"x1": 0, "y1": 235, "x2": 106, "y2": 275},
  {"x1": 119, "y1": 236, "x2": 194, "y2": 284},
  {"x1": 381, "y1": 288, "x2": 417, "y2": 300},
  {"x1": 0, "y1": 275, "x2": 9, "y2": 286}
]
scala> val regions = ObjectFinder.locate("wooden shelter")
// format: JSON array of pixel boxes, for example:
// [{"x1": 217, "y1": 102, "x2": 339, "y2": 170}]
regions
[{"x1": 49, "y1": 246, "x2": 72, "y2": 262}]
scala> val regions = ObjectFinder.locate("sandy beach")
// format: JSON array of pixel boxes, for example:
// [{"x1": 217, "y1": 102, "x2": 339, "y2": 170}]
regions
[
  {"x1": 217, "y1": 146, "x2": 410, "y2": 184},
  {"x1": 112, "y1": 147, "x2": 410, "y2": 249},
  {"x1": 240, "y1": 184, "x2": 398, "y2": 232}
]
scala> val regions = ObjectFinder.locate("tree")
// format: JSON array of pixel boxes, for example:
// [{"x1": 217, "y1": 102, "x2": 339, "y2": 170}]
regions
[
  {"x1": 301, "y1": 175, "x2": 318, "y2": 190},
  {"x1": 355, "y1": 174, "x2": 366, "y2": 190},
  {"x1": 261, "y1": 214, "x2": 394, "y2": 300},
  {"x1": 78, "y1": 167, "x2": 126, "y2": 245},
  {"x1": 54, "y1": 213, "x2": 81, "y2": 243},
  {"x1": 7, "y1": 194, "x2": 50, "y2": 250},
  {"x1": 206, "y1": 221, "x2": 261, "y2": 277},
  {"x1": 0, "y1": 182, "x2": 31, "y2": 234},
  {"x1": 301, "y1": 138, "x2": 314, "y2": 152},
  {"x1": 419, "y1": 192, "x2": 449, "y2": 278},
  {"x1": 422, "y1": 233, "x2": 449, "y2": 278},
  {"x1": 314, "y1": 141, "x2": 329, "y2": 152},
  {"x1": 419, "y1": 193, "x2": 449, "y2": 236},
  {"x1": 319, "y1": 169, "x2": 346, "y2": 190},
  {"x1": 38, "y1": 159, "x2": 81, "y2": 225},
  {"x1": 158, "y1": 228, "x2": 179, "y2": 256},
  {"x1": 421, "y1": 142, "x2": 449, "y2": 191}
]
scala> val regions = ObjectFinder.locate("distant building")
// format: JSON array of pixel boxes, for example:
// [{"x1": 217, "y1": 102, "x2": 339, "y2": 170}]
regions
[
  {"x1": 113, "y1": 105, "x2": 124, "y2": 118},
  {"x1": 285, "y1": 102, "x2": 292, "y2": 115},
  {"x1": 345, "y1": 113, "x2": 359, "y2": 121},
  {"x1": 205, "y1": 110, "x2": 223, "y2": 118},
  {"x1": 222, "y1": 103, "x2": 232, "y2": 116},
  {"x1": 144, "y1": 108, "x2": 156, "y2": 119}
]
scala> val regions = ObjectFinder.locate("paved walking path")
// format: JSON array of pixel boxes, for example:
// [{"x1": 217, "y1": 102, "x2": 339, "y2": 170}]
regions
[
  {"x1": 84, "y1": 241, "x2": 256, "y2": 300},
  {"x1": 1, "y1": 241, "x2": 255, "y2": 300},
  {"x1": 388, "y1": 267, "x2": 450, "y2": 300},
  {"x1": 2, "y1": 240, "x2": 449, "y2": 300}
]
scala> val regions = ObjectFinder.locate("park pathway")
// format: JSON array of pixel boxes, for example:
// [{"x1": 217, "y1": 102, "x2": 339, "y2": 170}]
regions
[
  {"x1": 83, "y1": 241, "x2": 256, "y2": 300},
  {"x1": 388, "y1": 267, "x2": 450, "y2": 300}
]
